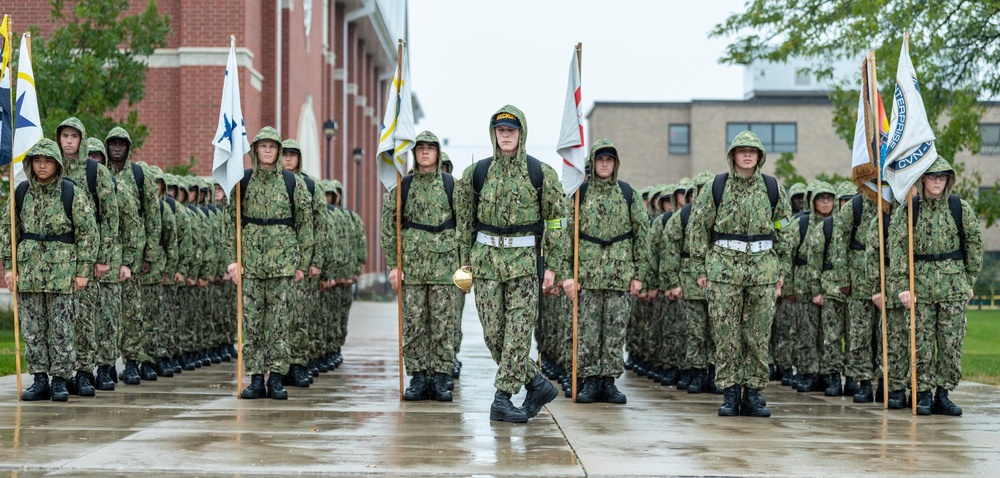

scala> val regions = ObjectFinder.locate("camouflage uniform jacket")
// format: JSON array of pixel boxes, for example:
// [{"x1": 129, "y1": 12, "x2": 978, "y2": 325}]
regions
[
  {"x1": 115, "y1": 178, "x2": 145, "y2": 284},
  {"x1": 158, "y1": 196, "x2": 180, "y2": 281},
  {"x1": 455, "y1": 105, "x2": 569, "y2": 282},
  {"x1": 689, "y1": 132, "x2": 791, "y2": 286},
  {"x1": 1, "y1": 139, "x2": 98, "y2": 293},
  {"x1": 105, "y1": 127, "x2": 160, "y2": 268},
  {"x1": 864, "y1": 212, "x2": 901, "y2": 308},
  {"x1": 381, "y1": 171, "x2": 463, "y2": 285},
  {"x1": 830, "y1": 196, "x2": 879, "y2": 297},
  {"x1": 349, "y1": 210, "x2": 367, "y2": 277},
  {"x1": 569, "y1": 139, "x2": 650, "y2": 291}
]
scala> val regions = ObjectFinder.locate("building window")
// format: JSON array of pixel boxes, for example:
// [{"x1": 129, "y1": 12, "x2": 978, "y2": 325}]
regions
[
  {"x1": 726, "y1": 122, "x2": 797, "y2": 153},
  {"x1": 669, "y1": 124, "x2": 690, "y2": 155},
  {"x1": 981, "y1": 124, "x2": 1000, "y2": 155}
]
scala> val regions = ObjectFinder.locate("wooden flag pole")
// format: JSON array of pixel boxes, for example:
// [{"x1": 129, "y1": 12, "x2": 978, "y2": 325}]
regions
[
  {"x1": 394, "y1": 39, "x2": 405, "y2": 401},
  {"x1": 10, "y1": 22, "x2": 24, "y2": 400},
  {"x1": 901, "y1": 33, "x2": 919, "y2": 415},
  {"x1": 571, "y1": 42, "x2": 582, "y2": 403},
  {"x1": 870, "y1": 50, "x2": 890, "y2": 407},
  {"x1": 236, "y1": 181, "x2": 244, "y2": 397}
]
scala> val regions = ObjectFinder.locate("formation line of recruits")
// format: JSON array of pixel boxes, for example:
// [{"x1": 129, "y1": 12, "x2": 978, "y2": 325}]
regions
[
  {"x1": 384, "y1": 108, "x2": 981, "y2": 422},
  {"x1": 3, "y1": 119, "x2": 367, "y2": 402}
]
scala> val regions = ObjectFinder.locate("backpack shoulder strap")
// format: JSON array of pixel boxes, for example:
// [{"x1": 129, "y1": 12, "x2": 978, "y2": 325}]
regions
[
  {"x1": 472, "y1": 158, "x2": 492, "y2": 196},
  {"x1": 711, "y1": 172, "x2": 728, "y2": 207},
  {"x1": 131, "y1": 162, "x2": 145, "y2": 215},
  {"x1": 526, "y1": 155, "x2": 543, "y2": 192},
  {"x1": 798, "y1": 213, "x2": 810, "y2": 243},
  {"x1": 680, "y1": 203, "x2": 692, "y2": 230},
  {"x1": 852, "y1": 194, "x2": 863, "y2": 228},
  {"x1": 60, "y1": 179, "x2": 75, "y2": 224},
  {"x1": 86, "y1": 159, "x2": 101, "y2": 221},
  {"x1": 303, "y1": 174, "x2": 316, "y2": 196},
  {"x1": 442, "y1": 172, "x2": 455, "y2": 215},
  {"x1": 238, "y1": 168, "x2": 253, "y2": 207},
  {"x1": 578, "y1": 181, "x2": 590, "y2": 205},
  {"x1": 281, "y1": 169, "x2": 296, "y2": 217},
  {"x1": 14, "y1": 181, "x2": 29, "y2": 221},
  {"x1": 762, "y1": 174, "x2": 779, "y2": 215},
  {"x1": 949, "y1": 194, "x2": 965, "y2": 258},
  {"x1": 399, "y1": 174, "x2": 414, "y2": 215},
  {"x1": 822, "y1": 215, "x2": 834, "y2": 269},
  {"x1": 618, "y1": 180, "x2": 634, "y2": 207}
]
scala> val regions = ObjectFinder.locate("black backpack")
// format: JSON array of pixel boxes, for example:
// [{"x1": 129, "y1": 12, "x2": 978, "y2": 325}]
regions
[
  {"x1": 821, "y1": 216, "x2": 834, "y2": 271},
  {"x1": 15, "y1": 179, "x2": 77, "y2": 243},
  {"x1": 238, "y1": 168, "x2": 297, "y2": 227},
  {"x1": 471, "y1": 155, "x2": 545, "y2": 236},
  {"x1": 399, "y1": 172, "x2": 456, "y2": 233},
  {"x1": 908, "y1": 195, "x2": 966, "y2": 261},
  {"x1": 710, "y1": 172, "x2": 779, "y2": 215},
  {"x1": 576, "y1": 179, "x2": 637, "y2": 247},
  {"x1": 131, "y1": 162, "x2": 145, "y2": 217}
]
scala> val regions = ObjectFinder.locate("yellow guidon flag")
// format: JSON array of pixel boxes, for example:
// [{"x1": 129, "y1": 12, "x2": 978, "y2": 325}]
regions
[{"x1": 376, "y1": 43, "x2": 415, "y2": 191}]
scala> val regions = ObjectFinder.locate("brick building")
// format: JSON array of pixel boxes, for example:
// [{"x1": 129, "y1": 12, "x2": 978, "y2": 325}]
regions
[{"x1": 8, "y1": 0, "x2": 414, "y2": 282}]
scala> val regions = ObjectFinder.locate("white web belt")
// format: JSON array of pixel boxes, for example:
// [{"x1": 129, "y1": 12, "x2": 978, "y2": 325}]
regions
[
  {"x1": 713, "y1": 239, "x2": 773, "y2": 253},
  {"x1": 476, "y1": 232, "x2": 537, "y2": 248}
]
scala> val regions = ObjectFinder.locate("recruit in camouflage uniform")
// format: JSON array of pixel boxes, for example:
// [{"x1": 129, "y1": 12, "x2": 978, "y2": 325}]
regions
[
  {"x1": 658, "y1": 181, "x2": 692, "y2": 389},
  {"x1": 888, "y1": 158, "x2": 982, "y2": 416},
  {"x1": 149, "y1": 166, "x2": 185, "y2": 376},
  {"x1": 562, "y1": 138, "x2": 648, "y2": 404},
  {"x1": 439, "y1": 151, "x2": 465, "y2": 378},
  {"x1": 279, "y1": 138, "x2": 327, "y2": 387},
  {"x1": 382, "y1": 130, "x2": 463, "y2": 402},
  {"x1": 319, "y1": 179, "x2": 351, "y2": 369},
  {"x1": 624, "y1": 186, "x2": 652, "y2": 373},
  {"x1": 772, "y1": 181, "x2": 805, "y2": 385},
  {"x1": 625, "y1": 184, "x2": 663, "y2": 380},
  {"x1": 227, "y1": 126, "x2": 313, "y2": 400},
  {"x1": 788, "y1": 180, "x2": 824, "y2": 394},
  {"x1": 689, "y1": 130, "x2": 791, "y2": 418},
  {"x1": 2, "y1": 138, "x2": 98, "y2": 401},
  {"x1": 662, "y1": 170, "x2": 721, "y2": 394},
  {"x1": 538, "y1": 191, "x2": 574, "y2": 397},
  {"x1": 184, "y1": 178, "x2": 218, "y2": 368},
  {"x1": 323, "y1": 179, "x2": 363, "y2": 367},
  {"x1": 165, "y1": 175, "x2": 199, "y2": 371},
  {"x1": 104, "y1": 126, "x2": 162, "y2": 385},
  {"x1": 644, "y1": 184, "x2": 678, "y2": 387},
  {"x1": 55, "y1": 118, "x2": 121, "y2": 395},
  {"x1": 455, "y1": 106, "x2": 567, "y2": 423},
  {"x1": 799, "y1": 180, "x2": 847, "y2": 396}
]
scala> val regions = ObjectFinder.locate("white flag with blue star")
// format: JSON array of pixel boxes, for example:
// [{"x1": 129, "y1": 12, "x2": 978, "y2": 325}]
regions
[
  {"x1": 12, "y1": 33, "x2": 43, "y2": 185},
  {"x1": 212, "y1": 38, "x2": 250, "y2": 197}
]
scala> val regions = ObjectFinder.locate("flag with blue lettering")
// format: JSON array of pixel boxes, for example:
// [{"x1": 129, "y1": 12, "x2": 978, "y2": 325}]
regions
[
  {"x1": 212, "y1": 38, "x2": 250, "y2": 197},
  {"x1": 882, "y1": 40, "x2": 937, "y2": 203},
  {"x1": 376, "y1": 45, "x2": 415, "y2": 191},
  {"x1": 12, "y1": 33, "x2": 43, "y2": 185},
  {"x1": 0, "y1": 16, "x2": 12, "y2": 167}
]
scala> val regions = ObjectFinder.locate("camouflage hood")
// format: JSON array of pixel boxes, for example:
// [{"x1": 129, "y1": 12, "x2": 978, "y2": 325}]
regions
[
  {"x1": 24, "y1": 138, "x2": 65, "y2": 187},
  {"x1": 440, "y1": 151, "x2": 453, "y2": 173},
  {"x1": 836, "y1": 181, "x2": 856, "y2": 200},
  {"x1": 55, "y1": 117, "x2": 89, "y2": 162},
  {"x1": 692, "y1": 169, "x2": 715, "y2": 199},
  {"x1": 249, "y1": 126, "x2": 283, "y2": 170},
  {"x1": 86, "y1": 137, "x2": 106, "y2": 160},
  {"x1": 810, "y1": 180, "x2": 836, "y2": 212},
  {"x1": 281, "y1": 138, "x2": 302, "y2": 174},
  {"x1": 726, "y1": 130, "x2": 766, "y2": 176},
  {"x1": 587, "y1": 137, "x2": 620, "y2": 183},
  {"x1": 919, "y1": 157, "x2": 956, "y2": 198},
  {"x1": 672, "y1": 178, "x2": 693, "y2": 210},
  {"x1": 489, "y1": 105, "x2": 527, "y2": 160},
  {"x1": 414, "y1": 130, "x2": 442, "y2": 173},
  {"x1": 105, "y1": 126, "x2": 133, "y2": 162}
]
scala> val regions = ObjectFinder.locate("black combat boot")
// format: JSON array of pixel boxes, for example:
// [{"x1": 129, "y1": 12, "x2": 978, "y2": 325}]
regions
[
  {"x1": 95, "y1": 365, "x2": 115, "y2": 391},
  {"x1": 170, "y1": 356, "x2": 182, "y2": 374},
  {"x1": 676, "y1": 369, "x2": 692, "y2": 391},
  {"x1": 490, "y1": 390, "x2": 529, "y2": 423},
  {"x1": 843, "y1": 376, "x2": 859, "y2": 397},
  {"x1": 110, "y1": 364, "x2": 119, "y2": 383},
  {"x1": 446, "y1": 375, "x2": 454, "y2": 391},
  {"x1": 267, "y1": 372, "x2": 288, "y2": 400},
  {"x1": 523, "y1": 373, "x2": 558, "y2": 417},
  {"x1": 208, "y1": 347, "x2": 222, "y2": 364},
  {"x1": 200, "y1": 350, "x2": 213, "y2": 367},
  {"x1": 718, "y1": 385, "x2": 740, "y2": 417},
  {"x1": 307, "y1": 361, "x2": 320, "y2": 377},
  {"x1": 451, "y1": 360, "x2": 462, "y2": 379},
  {"x1": 218, "y1": 346, "x2": 232, "y2": 362},
  {"x1": 155, "y1": 357, "x2": 174, "y2": 378},
  {"x1": 599, "y1": 377, "x2": 627, "y2": 404},
  {"x1": 575, "y1": 376, "x2": 600, "y2": 403},
  {"x1": 780, "y1": 368, "x2": 794, "y2": 386},
  {"x1": 824, "y1": 373, "x2": 843, "y2": 397},
  {"x1": 315, "y1": 357, "x2": 330, "y2": 373},
  {"x1": 76, "y1": 372, "x2": 96, "y2": 397},
  {"x1": 932, "y1": 389, "x2": 962, "y2": 416},
  {"x1": 740, "y1": 388, "x2": 771, "y2": 417},
  {"x1": 289, "y1": 364, "x2": 311, "y2": 387},
  {"x1": 795, "y1": 373, "x2": 816, "y2": 393},
  {"x1": 50, "y1": 376, "x2": 70, "y2": 402},
  {"x1": 660, "y1": 367, "x2": 679, "y2": 386},
  {"x1": 241, "y1": 374, "x2": 266, "y2": 399},
  {"x1": 228, "y1": 344, "x2": 239, "y2": 359},
  {"x1": 122, "y1": 359, "x2": 141, "y2": 385},
  {"x1": 624, "y1": 356, "x2": 635, "y2": 371},
  {"x1": 915, "y1": 390, "x2": 933, "y2": 415},
  {"x1": 140, "y1": 362, "x2": 158, "y2": 381},
  {"x1": 687, "y1": 368, "x2": 706, "y2": 394},
  {"x1": 22, "y1": 373, "x2": 50, "y2": 401},
  {"x1": 432, "y1": 373, "x2": 453, "y2": 402},
  {"x1": 707, "y1": 365, "x2": 723, "y2": 394},
  {"x1": 179, "y1": 353, "x2": 195, "y2": 371},
  {"x1": 853, "y1": 380, "x2": 874, "y2": 403},
  {"x1": 769, "y1": 364, "x2": 782, "y2": 382},
  {"x1": 403, "y1": 372, "x2": 430, "y2": 401},
  {"x1": 634, "y1": 360, "x2": 649, "y2": 376},
  {"x1": 887, "y1": 389, "x2": 907, "y2": 409},
  {"x1": 874, "y1": 377, "x2": 885, "y2": 402}
]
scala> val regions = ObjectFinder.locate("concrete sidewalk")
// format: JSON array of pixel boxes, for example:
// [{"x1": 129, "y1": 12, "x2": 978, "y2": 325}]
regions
[{"x1": 1, "y1": 297, "x2": 999, "y2": 476}]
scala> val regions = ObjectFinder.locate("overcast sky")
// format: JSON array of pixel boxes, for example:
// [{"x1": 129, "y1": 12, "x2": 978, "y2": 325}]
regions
[{"x1": 408, "y1": 0, "x2": 748, "y2": 174}]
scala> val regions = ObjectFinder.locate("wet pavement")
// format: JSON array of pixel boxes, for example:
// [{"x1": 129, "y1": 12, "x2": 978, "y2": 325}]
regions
[{"x1": 1, "y1": 296, "x2": 999, "y2": 476}]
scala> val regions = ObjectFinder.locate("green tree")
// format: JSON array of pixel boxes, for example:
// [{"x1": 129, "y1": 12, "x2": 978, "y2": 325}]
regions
[
  {"x1": 29, "y1": 0, "x2": 170, "y2": 147},
  {"x1": 711, "y1": 0, "x2": 1000, "y2": 224}
]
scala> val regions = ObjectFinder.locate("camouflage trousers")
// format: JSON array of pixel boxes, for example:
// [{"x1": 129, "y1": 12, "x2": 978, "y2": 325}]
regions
[
  {"x1": 882, "y1": 306, "x2": 911, "y2": 391},
  {"x1": 320, "y1": 288, "x2": 338, "y2": 354},
  {"x1": 914, "y1": 300, "x2": 966, "y2": 392},
  {"x1": 96, "y1": 283, "x2": 122, "y2": 367},
  {"x1": 660, "y1": 299, "x2": 685, "y2": 369},
  {"x1": 242, "y1": 277, "x2": 293, "y2": 375},
  {"x1": 333, "y1": 285, "x2": 353, "y2": 350},
  {"x1": 197, "y1": 285, "x2": 215, "y2": 351},
  {"x1": 684, "y1": 299, "x2": 714, "y2": 369},
  {"x1": 286, "y1": 279, "x2": 312, "y2": 364},
  {"x1": 707, "y1": 281, "x2": 776, "y2": 390},
  {"x1": 795, "y1": 303, "x2": 821, "y2": 375},
  {"x1": 770, "y1": 298, "x2": 795, "y2": 369},
  {"x1": 177, "y1": 286, "x2": 198, "y2": 352},
  {"x1": 73, "y1": 282, "x2": 99, "y2": 372},
  {"x1": 536, "y1": 293, "x2": 556, "y2": 363},
  {"x1": 304, "y1": 277, "x2": 323, "y2": 362},
  {"x1": 220, "y1": 281, "x2": 237, "y2": 346},
  {"x1": 20, "y1": 292, "x2": 77, "y2": 379},
  {"x1": 157, "y1": 285, "x2": 179, "y2": 358},
  {"x1": 625, "y1": 299, "x2": 648, "y2": 359},
  {"x1": 119, "y1": 278, "x2": 150, "y2": 362},
  {"x1": 475, "y1": 275, "x2": 540, "y2": 395},
  {"x1": 577, "y1": 288, "x2": 633, "y2": 378},
  {"x1": 140, "y1": 284, "x2": 161, "y2": 358},
  {"x1": 402, "y1": 284, "x2": 459, "y2": 375},
  {"x1": 820, "y1": 299, "x2": 846, "y2": 374},
  {"x1": 845, "y1": 298, "x2": 878, "y2": 380}
]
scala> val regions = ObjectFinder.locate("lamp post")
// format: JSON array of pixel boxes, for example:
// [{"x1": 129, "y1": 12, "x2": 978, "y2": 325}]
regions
[
  {"x1": 352, "y1": 147, "x2": 363, "y2": 211},
  {"x1": 323, "y1": 119, "x2": 337, "y2": 179}
]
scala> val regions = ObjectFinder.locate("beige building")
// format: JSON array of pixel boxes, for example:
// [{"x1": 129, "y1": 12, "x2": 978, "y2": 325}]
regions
[{"x1": 587, "y1": 61, "x2": 1000, "y2": 251}]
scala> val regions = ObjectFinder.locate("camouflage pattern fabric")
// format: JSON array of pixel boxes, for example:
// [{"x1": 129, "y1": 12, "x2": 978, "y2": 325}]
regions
[
  {"x1": 577, "y1": 288, "x2": 633, "y2": 377},
  {"x1": 242, "y1": 277, "x2": 293, "y2": 374},
  {"x1": 707, "y1": 281, "x2": 775, "y2": 390},
  {"x1": 402, "y1": 284, "x2": 460, "y2": 375},
  {"x1": 20, "y1": 292, "x2": 78, "y2": 379},
  {"x1": 476, "y1": 275, "x2": 539, "y2": 394}
]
